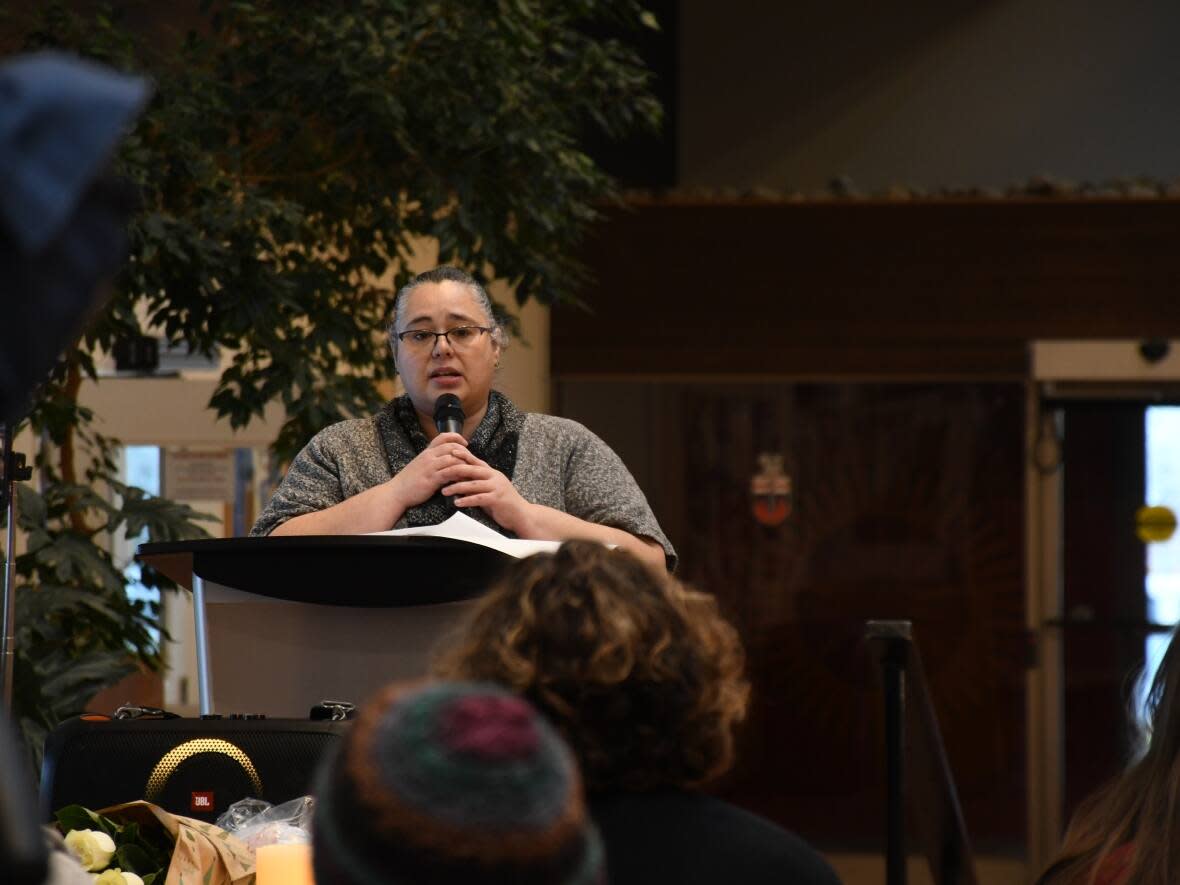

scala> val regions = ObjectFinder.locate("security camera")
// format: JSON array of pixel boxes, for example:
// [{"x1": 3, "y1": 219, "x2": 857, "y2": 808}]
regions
[{"x1": 1139, "y1": 339, "x2": 1171, "y2": 364}]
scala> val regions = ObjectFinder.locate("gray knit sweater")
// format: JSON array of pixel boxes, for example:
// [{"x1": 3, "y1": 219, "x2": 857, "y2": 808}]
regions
[{"x1": 251, "y1": 394, "x2": 676, "y2": 569}]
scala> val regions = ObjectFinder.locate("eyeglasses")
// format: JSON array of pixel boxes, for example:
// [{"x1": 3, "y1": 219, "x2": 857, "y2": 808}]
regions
[{"x1": 394, "y1": 325, "x2": 493, "y2": 351}]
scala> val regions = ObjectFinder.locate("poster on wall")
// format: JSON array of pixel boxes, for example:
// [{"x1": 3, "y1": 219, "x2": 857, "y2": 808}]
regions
[{"x1": 162, "y1": 448, "x2": 236, "y2": 501}]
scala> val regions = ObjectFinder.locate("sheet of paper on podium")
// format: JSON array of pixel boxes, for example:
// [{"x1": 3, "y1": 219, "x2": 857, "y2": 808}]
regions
[{"x1": 366, "y1": 511, "x2": 562, "y2": 559}]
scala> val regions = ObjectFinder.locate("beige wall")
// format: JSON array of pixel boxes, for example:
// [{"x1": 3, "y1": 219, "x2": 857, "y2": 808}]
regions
[{"x1": 489, "y1": 290, "x2": 551, "y2": 414}]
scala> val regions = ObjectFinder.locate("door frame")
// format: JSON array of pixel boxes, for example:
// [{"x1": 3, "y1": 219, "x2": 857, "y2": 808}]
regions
[{"x1": 1026, "y1": 338, "x2": 1180, "y2": 872}]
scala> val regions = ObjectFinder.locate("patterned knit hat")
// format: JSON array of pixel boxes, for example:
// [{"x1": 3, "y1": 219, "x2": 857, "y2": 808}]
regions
[{"x1": 312, "y1": 681, "x2": 604, "y2": 885}]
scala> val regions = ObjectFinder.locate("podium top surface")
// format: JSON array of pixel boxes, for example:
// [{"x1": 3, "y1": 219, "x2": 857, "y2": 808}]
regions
[{"x1": 137, "y1": 535, "x2": 513, "y2": 607}]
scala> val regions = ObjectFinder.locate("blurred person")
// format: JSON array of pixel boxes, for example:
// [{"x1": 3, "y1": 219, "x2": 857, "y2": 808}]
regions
[
  {"x1": 311, "y1": 679, "x2": 603, "y2": 885},
  {"x1": 0, "y1": 51, "x2": 148, "y2": 424},
  {"x1": 0, "y1": 49, "x2": 147, "y2": 885},
  {"x1": 252, "y1": 265, "x2": 674, "y2": 573},
  {"x1": 1036, "y1": 625, "x2": 1180, "y2": 885},
  {"x1": 435, "y1": 540, "x2": 841, "y2": 885}
]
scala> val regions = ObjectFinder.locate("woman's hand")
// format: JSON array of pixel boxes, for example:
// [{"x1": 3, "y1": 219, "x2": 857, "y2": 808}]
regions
[
  {"x1": 391, "y1": 432, "x2": 473, "y2": 510},
  {"x1": 270, "y1": 432, "x2": 472, "y2": 536},
  {"x1": 438, "y1": 449, "x2": 537, "y2": 535},
  {"x1": 437, "y1": 446, "x2": 669, "y2": 572}
]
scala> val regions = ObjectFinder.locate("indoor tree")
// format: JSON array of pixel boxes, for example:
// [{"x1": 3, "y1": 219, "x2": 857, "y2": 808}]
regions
[{"x1": 3, "y1": 0, "x2": 661, "y2": 764}]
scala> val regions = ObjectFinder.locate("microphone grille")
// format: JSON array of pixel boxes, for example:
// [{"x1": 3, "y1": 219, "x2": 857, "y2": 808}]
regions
[{"x1": 434, "y1": 393, "x2": 463, "y2": 416}]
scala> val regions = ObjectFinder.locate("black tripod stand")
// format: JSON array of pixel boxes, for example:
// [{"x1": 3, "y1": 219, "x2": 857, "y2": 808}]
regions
[
  {"x1": 0, "y1": 421, "x2": 42, "y2": 885},
  {"x1": 1, "y1": 421, "x2": 32, "y2": 714}
]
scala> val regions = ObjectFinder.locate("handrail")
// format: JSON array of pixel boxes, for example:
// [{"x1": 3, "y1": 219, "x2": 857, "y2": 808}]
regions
[{"x1": 866, "y1": 620, "x2": 979, "y2": 885}]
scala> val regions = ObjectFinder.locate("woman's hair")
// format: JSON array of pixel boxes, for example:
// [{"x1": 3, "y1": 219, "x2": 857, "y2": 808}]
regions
[
  {"x1": 1037, "y1": 626, "x2": 1180, "y2": 884},
  {"x1": 387, "y1": 265, "x2": 506, "y2": 356},
  {"x1": 434, "y1": 540, "x2": 750, "y2": 792}
]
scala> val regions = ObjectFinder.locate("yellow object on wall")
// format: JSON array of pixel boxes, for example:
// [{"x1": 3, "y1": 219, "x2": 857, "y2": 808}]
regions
[{"x1": 1136, "y1": 505, "x2": 1177, "y2": 543}]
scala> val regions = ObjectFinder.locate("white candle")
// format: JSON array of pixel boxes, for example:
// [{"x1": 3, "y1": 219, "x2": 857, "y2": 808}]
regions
[{"x1": 255, "y1": 843, "x2": 314, "y2": 885}]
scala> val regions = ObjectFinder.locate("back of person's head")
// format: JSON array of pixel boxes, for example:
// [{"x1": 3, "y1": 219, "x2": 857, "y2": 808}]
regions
[
  {"x1": 312, "y1": 680, "x2": 603, "y2": 885},
  {"x1": 1037, "y1": 625, "x2": 1180, "y2": 884},
  {"x1": 434, "y1": 540, "x2": 749, "y2": 792}
]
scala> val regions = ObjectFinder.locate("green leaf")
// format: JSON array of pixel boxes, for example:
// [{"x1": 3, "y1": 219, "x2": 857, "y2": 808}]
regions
[
  {"x1": 38, "y1": 654, "x2": 136, "y2": 706},
  {"x1": 116, "y1": 842, "x2": 161, "y2": 875},
  {"x1": 54, "y1": 804, "x2": 101, "y2": 833},
  {"x1": 111, "y1": 481, "x2": 215, "y2": 542},
  {"x1": 32, "y1": 534, "x2": 125, "y2": 594}
]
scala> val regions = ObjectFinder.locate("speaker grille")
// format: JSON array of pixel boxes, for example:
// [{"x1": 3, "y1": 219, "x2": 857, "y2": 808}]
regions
[{"x1": 42, "y1": 719, "x2": 347, "y2": 822}]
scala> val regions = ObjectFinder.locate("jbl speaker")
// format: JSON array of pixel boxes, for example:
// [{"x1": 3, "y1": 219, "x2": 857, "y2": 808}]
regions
[{"x1": 40, "y1": 715, "x2": 350, "y2": 823}]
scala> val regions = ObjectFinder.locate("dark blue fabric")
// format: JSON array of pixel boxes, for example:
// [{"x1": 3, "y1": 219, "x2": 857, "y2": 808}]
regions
[
  {"x1": 0, "y1": 52, "x2": 149, "y2": 251},
  {"x1": 0, "y1": 52, "x2": 150, "y2": 422},
  {"x1": 0, "y1": 52, "x2": 149, "y2": 252}
]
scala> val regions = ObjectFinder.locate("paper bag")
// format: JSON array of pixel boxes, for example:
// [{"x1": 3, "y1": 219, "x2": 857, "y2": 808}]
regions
[{"x1": 98, "y1": 800, "x2": 255, "y2": 885}]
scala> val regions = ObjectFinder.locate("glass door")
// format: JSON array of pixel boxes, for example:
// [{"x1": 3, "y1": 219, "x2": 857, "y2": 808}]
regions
[{"x1": 1137, "y1": 408, "x2": 1180, "y2": 735}]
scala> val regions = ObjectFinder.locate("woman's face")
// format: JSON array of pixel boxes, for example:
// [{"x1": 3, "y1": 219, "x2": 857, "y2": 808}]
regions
[{"x1": 393, "y1": 280, "x2": 500, "y2": 422}]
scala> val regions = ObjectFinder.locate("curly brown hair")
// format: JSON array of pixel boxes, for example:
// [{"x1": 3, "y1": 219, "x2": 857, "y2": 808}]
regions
[{"x1": 433, "y1": 540, "x2": 749, "y2": 793}]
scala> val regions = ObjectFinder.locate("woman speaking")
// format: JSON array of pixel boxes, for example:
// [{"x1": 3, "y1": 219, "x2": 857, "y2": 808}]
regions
[{"x1": 251, "y1": 266, "x2": 675, "y2": 572}]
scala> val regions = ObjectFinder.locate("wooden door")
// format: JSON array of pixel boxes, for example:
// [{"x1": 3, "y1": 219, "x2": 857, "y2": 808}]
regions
[
  {"x1": 1058, "y1": 403, "x2": 1148, "y2": 822},
  {"x1": 555, "y1": 380, "x2": 1028, "y2": 850}
]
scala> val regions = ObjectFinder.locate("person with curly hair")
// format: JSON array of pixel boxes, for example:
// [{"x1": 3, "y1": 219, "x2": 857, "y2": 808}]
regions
[
  {"x1": 1036, "y1": 624, "x2": 1180, "y2": 885},
  {"x1": 434, "y1": 540, "x2": 840, "y2": 884}
]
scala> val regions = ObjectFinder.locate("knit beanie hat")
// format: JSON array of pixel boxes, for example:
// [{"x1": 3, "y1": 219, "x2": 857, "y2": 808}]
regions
[{"x1": 312, "y1": 681, "x2": 604, "y2": 885}]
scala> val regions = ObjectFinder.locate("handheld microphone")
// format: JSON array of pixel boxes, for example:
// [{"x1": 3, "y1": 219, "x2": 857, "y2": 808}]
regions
[{"x1": 433, "y1": 394, "x2": 465, "y2": 436}]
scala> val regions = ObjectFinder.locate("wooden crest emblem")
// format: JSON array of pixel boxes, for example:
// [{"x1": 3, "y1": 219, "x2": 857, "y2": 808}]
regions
[{"x1": 750, "y1": 452, "x2": 792, "y2": 526}]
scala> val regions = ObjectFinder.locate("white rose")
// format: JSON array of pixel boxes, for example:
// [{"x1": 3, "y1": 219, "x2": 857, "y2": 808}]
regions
[
  {"x1": 64, "y1": 829, "x2": 116, "y2": 871},
  {"x1": 92, "y1": 869, "x2": 143, "y2": 885}
]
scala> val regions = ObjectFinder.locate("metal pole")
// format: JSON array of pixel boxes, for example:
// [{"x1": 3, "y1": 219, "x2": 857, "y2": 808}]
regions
[
  {"x1": 884, "y1": 643, "x2": 908, "y2": 885},
  {"x1": 192, "y1": 574, "x2": 214, "y2": 715},
  {"x1": 1, "y1": 470, "x2": 16, "y2": 713},
  {"x1": 0, "y1": 420, "x2": 26, "y2": 713}
]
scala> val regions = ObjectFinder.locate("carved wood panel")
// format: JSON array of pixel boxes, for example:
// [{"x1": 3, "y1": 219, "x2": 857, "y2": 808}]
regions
[{"x1": 556, "y1": 380, "x2": 1027, "y2": 849}]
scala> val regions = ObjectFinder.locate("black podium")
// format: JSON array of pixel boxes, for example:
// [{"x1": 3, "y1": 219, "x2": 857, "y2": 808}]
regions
[{"x1": 136, "y1": 535, "x2": 513, "y2": 716}]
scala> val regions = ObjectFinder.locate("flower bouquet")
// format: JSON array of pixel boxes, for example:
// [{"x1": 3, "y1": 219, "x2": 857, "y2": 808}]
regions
[
  {"x1": 57, "y1": 804, "x2": 170, "y2": 884},
  {"x1": 56, "y1": 801, "x2": 254, "y2": 885}
]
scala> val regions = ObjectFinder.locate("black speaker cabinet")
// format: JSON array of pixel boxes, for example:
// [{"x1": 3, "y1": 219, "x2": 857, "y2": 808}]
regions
[{"x1": 40, "y1": 716, "x2": 350, "y2": 823}]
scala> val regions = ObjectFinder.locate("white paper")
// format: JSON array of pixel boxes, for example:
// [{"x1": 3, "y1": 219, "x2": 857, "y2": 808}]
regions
[{"x1": 365, "y1": 511, "x2": 563, "y2": 559}]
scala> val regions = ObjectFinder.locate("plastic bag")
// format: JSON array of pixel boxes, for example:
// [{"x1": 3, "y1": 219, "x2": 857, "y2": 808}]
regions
[{"x1": 214, "y1": 796, "x2": 314, "y2": 852}]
